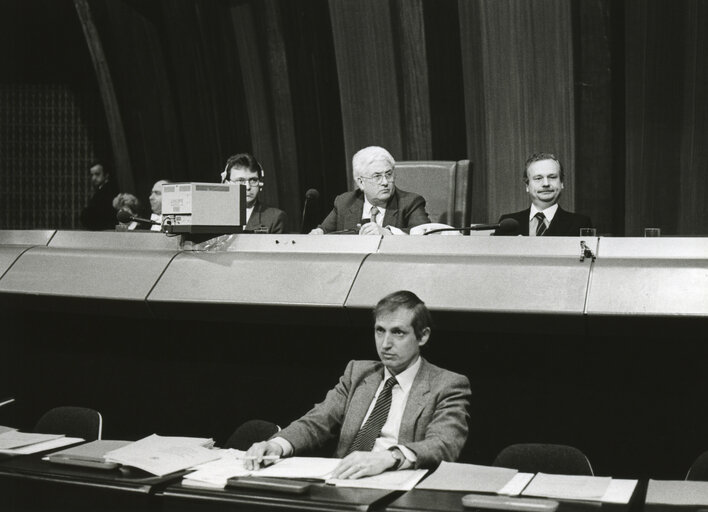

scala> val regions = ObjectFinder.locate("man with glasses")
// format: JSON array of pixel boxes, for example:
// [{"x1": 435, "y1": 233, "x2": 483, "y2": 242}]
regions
[
  {"x1": 221, "y1": 152, "x2": 288, "y2": 233},
  {"x1": 496, "y1": 152, "x2": 593, "y2": 236},
  {"x1": 310, "y1": 146, "x2": 430, "y2": 235}
]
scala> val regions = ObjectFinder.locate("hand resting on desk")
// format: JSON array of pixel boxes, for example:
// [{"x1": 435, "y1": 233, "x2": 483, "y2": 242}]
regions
[
  {"x1": 330, "y1": 450, "x2": 397, "y2": 479},
  {"x1": 244, "y1": 441, "x2": 284, "y2": 470}
]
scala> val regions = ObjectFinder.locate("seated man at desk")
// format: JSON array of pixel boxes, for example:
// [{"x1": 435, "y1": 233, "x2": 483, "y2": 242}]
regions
[
  {"x1": 310, "y1": 146, "x2": 430, "y2": 235},
  {"x1": 221, "y1": 152, "x2": 288, "y2": 234},
  {"x1": 496, "y1": 152, "x2": 593, "y2": 236},
  {"x1": 245, "y1": 290, "x2": 471, "y2": 479}
]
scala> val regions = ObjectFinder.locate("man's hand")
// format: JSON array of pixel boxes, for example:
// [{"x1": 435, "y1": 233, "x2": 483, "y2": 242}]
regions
[
  {"x1": 309, "y1": 227, "x2": 324, "y2": 235},
  {"x1": 243, "y1": 440, "x2": 284, "y2": 470},
  {"x1": 358, "y1": 222, "x2": 391, "y2": 236},
  {"x1": 330, "y1": 450, "x2": 397, "y2": 479}
]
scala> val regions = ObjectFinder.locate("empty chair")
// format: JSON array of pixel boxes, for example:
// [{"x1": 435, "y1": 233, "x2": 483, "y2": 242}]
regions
[
  {"x1": 493, "y1": 443, "x2": 594, "y2": 475},
  {"x1": 33, "y1": 406, "x2": 103, "y2": 441},
  {"x1": 687, "y1": 451, "x2": 708, "y2": 480},
  {"x1": 225, "y1": 419, "x2": 280, "y2": 450}
]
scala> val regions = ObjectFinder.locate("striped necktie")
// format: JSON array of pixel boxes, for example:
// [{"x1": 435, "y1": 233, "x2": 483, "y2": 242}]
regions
[
  {"x1": 534, "y1": 212, "x2": 548, "y2": 236},
  {"x1": 346, "y1": 376, "x2": 397, "y2": 454},
  {"x1": 370, "y1": 206, "x2": 380, "y2": 226}
]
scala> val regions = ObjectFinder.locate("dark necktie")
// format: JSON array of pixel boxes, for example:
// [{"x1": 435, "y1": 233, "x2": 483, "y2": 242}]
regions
[
  {"x1": 346, "y1": 376, "x2": 397, "y2": 454},
  {"x1": 370, "y1": 206, "x2": 380, "y2": 226},
  {"x1": 534, "y1": 212, "x2": 547, "y2": 236}
]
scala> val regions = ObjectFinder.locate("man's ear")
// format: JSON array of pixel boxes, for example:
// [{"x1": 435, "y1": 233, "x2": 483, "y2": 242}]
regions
[{"x1": 418, "y1": 327, "x2": 431, "y2": 348}]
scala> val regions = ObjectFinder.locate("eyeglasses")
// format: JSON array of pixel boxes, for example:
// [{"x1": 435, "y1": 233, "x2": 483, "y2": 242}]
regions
[
  {"x1": 227, "y1": 177, "x2": 261, "y2": 187},
  {"x1": 359, "y1": 170, "x2": 394, "y2": 184}
]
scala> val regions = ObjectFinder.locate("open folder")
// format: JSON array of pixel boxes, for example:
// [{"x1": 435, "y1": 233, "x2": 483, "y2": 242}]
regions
[{"x1": 48, "y1": 440, "x2": 133, "y2": 469}]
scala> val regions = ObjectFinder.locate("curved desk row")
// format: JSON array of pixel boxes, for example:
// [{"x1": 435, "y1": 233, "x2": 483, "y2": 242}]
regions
[{"x1": 0, "y1": 230, "x2": 705, "y2": 332}]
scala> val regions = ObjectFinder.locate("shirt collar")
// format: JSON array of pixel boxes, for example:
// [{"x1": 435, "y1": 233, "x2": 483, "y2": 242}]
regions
[
  {"x1": 529, "y1": 203, "x2": 559, "y2": 222},
  {"x1": 383, "y1": 356, "x2": 421, "y2": 394},
  {"x1": 362, "y1": 196, "x2": 386, "y2": 221}
]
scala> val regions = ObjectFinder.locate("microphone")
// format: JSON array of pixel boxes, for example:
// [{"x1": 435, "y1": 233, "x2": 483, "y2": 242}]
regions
[
  {"x1": 422, "y1": 218, "x2": 519, "y2": 236},
  {"x1": 116, "y1": 209, "x2": 160, "y2": 226},
  {"x1": 300, "y1": 189, "x2": 320, "y2": 233}
]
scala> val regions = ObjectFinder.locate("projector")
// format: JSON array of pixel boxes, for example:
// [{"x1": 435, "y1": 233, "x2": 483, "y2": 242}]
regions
[{"x1": 161, "y1": 182, "x2": 246, "y2": 234}]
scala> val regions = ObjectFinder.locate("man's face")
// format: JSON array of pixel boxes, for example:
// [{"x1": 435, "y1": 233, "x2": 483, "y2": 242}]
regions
[
  {"x1": 525, "y1": 159, "x2": 564, "y2": 209},
  {"x1": 149, "y1": 180, "x2": 167, "y2": 214},
  {"x1": 375, "y1": 307, "x2": 429, "y2": 375},
  {"x1": 227, "y1": 167, "x2": 261, "y2": 207},
  {"x1": 356, "y1": 160, "x2": 395, "y2": 208},
  {"x1": 89, "y1": 165, "x2": 107, "y2": 188}
]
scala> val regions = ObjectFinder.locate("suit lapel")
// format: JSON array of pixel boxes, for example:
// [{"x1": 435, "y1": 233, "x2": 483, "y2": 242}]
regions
[
  {"x1": 547, "y1": 207, "x2": 567, "y2": 235},
  {"x1": 245, "y1": 201, "x2": 262, "y2": 231},
  {"x1": 398, "y1": 358, "x2": 431, "y2": 443},
  {"x1": 339, "y1": 370, "x2": 383, "y2": 451},
  {"x1": 382, "y1": 189, "x2": 400, "y2": 227},
  {"x1": 518, "y1": 209, "x2": 531, "y2": 236}
]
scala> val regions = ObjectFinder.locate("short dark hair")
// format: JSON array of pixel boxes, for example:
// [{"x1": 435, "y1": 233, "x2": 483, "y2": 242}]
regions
[
  {"x1": 523, "y1": 152, "x2": 564, "y2": 183},
  {"x1": 222, "y1": 152, "x2": 264, "y2": 181},
  {"x1": 373, "y1": 290, "x2": 432, "y2": 340}
]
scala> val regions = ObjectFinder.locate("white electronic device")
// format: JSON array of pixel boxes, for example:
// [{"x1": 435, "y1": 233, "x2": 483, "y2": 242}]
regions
[{"x1": 161, "y1": 182, "x2": 246, "y2": 234}]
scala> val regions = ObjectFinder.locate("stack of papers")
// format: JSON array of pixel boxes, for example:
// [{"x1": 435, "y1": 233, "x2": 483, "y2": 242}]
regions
[
  {"x1": 646, "y1": 479, "x2": 708, "y2": 506},
  {"x1": 415, "y1": 462, "x2": 532, "y2": 495},
  {"x1": 104, "y1": 434, "x2": 219, "y2": 476},
  {"x1": 183, "y1": 453, "x2": 427, "y2": 491},
  {"x1": 183, "y1": 455, "x2": 340, "y2": 489},
  {"x1": 0, "y1": 430, "x2": 83, "y2": 455},
  {"x1": 522, "y1": 473, "x2": 638, "y2": 504}
]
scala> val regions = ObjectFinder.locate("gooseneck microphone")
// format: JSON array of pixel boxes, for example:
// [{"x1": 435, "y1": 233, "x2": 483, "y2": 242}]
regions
[
  {"x1": 300, "y1": 188, "x2": 320, "y2": 233},
  {"x1": 116, "y1": 209, "x2": 160, "y2": 226},
  {"x1": 422, "y1": 218, "x2": 520, "y2": 236}
]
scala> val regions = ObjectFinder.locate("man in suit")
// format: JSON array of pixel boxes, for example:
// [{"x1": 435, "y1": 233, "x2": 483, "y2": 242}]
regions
[
  {"x1": 496, "y1": 152, "x2": 592, "y2": 236},
  {"x1": 79, "y1": 162, "x2": 119, "y2": 230},
  {"x1": 221, "y1": 153, "x2": 288, "y2": 233},
  {"x1": 245, "y1": 290, "x2": 471, "y2": 479},
  {"x1": 310, "y1": 146, "x2": 430, "y2": 235}
]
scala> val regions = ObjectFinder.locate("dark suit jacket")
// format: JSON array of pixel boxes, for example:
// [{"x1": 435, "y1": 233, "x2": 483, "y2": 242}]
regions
[
  {"x1": 276, "y1": 358, "x2": 471, "y2": 469},
  {"x1": 80, "y1": 180, "x2": 119, "y2": 231},
  {"x1": 318, "y1": 188, "x2": 430, "y2": 233},
  {"x1": 497, "y1": 207, "x2": 593, "y2": 236},
  {"x1": 246, "y1": 201, "x2": 288, "y2": 234}
]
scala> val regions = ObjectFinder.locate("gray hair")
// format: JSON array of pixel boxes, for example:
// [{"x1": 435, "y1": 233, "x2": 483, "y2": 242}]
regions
[{"x1": 352, "y1": 146, "x2": 395, "y2": 179}]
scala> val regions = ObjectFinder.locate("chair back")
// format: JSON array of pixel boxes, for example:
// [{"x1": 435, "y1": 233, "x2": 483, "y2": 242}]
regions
[
  {"x1": 34, "y1": 406, "x2": 103, "y2": 441},
  {"x1": 687, "y1": 451, "x2": 708, "y2": 480},
  {"x1": 225, "y1": 419, "x2": 280, "y2": 450},
  {"x1": 394, "y1": 160, "x2": 471, "y2": 226},
  {"x1": 493, "y1": 443, "x2": 594, "y2": 475}
]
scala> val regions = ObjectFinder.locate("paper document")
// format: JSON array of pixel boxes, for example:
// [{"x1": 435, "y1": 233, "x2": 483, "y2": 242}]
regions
[
  {"x1": 0, "y1": 436, "x2": 83, "y2": 455},
  {"x1": 182, "y1": 450, "x2": 251, "y2": 488},
  {"x1": 0, "y1": 431, "x2": 64, "y2": 450},
  {"x1": 646, "y1": 479, "x2": 708, "y2": 506},
  {"x1": 416, "y1": 462, "x2": 518, "y2": 493},
  {"x1": 522, "y1": 473, "x2": 612, "y2": 501},
  {"x1": 498, "y1": 473, "x2": 535, "y2": 496},
  {"x1": 256, "y1": 457, "x2": 341, "y2": 480},
  {"x1": 105, "y1": 434, "x2": 219, "y2": 476},
  {"x1": 327, "y1": 469, "x2": 428, "y2": 490},
  {"x1": 0, "y1": 426, "x2": 17, "y2": 434}
]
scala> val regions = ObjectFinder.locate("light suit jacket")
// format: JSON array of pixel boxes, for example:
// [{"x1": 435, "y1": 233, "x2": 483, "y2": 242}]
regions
[{"x1": 276, "y1": 358, "x2": 471, "y2": 469}]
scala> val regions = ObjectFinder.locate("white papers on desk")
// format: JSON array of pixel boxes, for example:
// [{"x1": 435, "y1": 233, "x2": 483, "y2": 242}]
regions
[
  {"x1": 183, "y1": 454, "x2": 340, "y2": 489},
  {"x1": 0, "y1": 425, "x2": 17, "y2": 434},
  {"x1": 104, "y1": 434, "x2": 219, "y2": 476},
  {"x1": 327, "y1": 469, "x2": 428, "y2": 491},
  {"x1": 0, "y1": 431, "x2": 64, "y2": 450},
  {"x1": 646, "y1": 479, "x2": 708, "y2": 506},
  {"x1": 522, "y1": 474, "x2": 637, "y2": 504},
  {"x1": 415, "y1": 462, "x2": 529, "y2": 494},
  {"x1": 0, "y1": 436, "x2": 83, "y2": 455}
]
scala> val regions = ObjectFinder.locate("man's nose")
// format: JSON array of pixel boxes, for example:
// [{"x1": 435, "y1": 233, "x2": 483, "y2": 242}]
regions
[{"x1": 382, "y1": 333, "x2": 393, "y2": 347}]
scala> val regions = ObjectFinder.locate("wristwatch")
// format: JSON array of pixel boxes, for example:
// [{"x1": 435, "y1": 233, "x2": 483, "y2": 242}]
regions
[{"x1": 389, "y1": 447, "x2": 405, "y2": 470}]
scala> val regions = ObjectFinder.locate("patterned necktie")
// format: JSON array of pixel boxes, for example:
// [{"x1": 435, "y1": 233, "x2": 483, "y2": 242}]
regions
[
  {"x1": 534, "y1": 212, "x2": 547, "y2": 236},
  {"x1": 370, "y1": 206, "x2": 380, "y2": 226},
  {"x1": 346, "y1": 376, "x2": 397, "y2": 454}
]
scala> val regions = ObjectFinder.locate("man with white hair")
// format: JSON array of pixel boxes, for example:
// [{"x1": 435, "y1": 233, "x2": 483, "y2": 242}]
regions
[{"x1": 310, "y1": 146, "x2": 430, "y2": 235}]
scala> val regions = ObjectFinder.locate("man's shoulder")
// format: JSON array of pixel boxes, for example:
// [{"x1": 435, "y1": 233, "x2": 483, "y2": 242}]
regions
[
  {"x1": 419, "y1": 358, "x2": 468, "y2": 384},
  {"x1": 333, "y1": 190, "x2": 362, "y2": 205},
  {"x1": 557, "y1": 207, "x2": 591, "y2": 222},
  {"x1": 345, "y1": 359, "x2": 383, "y2": 376},
  {"x1": 393, "y1": 188, "x2": 425, "y2": 204},
  {"x1": 499, "y1": 208, "x2": 529, "y2": 221}
]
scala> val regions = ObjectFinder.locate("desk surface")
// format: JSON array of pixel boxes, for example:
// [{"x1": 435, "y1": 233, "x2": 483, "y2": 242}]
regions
[{"x1": 163, "y1": 481, "x2": 396, "y2": 512}]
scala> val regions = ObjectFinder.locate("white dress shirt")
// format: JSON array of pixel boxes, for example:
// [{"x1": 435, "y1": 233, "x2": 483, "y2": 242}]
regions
[{"x1": 529, "y1": 203, "x2": 558, "y2": 236}]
